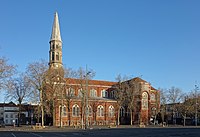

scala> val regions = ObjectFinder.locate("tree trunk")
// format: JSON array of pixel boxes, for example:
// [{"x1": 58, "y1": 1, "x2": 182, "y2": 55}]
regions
[
  {"x1": 52, "y1": 100, "x2": 56, "y2": 126},
  {"x1": 183, "y1": 113, "x2": 186, "y2": 126},
  {"x1": 67, "y1": 102, "x2": 71, "y2": 126},
  {"x1": 117, "y1": 109, "x2": 120, "y2": 126},
  {"x1": 60, "y1": 104, "x2": 62, "y2": 127},
  {"x1": 40, "y1": 90, "x2": 44, "y2": 127},
  {"x1": 18, "y1": 103, "x2": 21, "y2": 127},
  {"x1": 94, "y1": 112, "x2": 96, "y2": 125},
  {"x1": 81, "y1": 106, "x2": 84, "y2": 129},
  {"x1": 41, "y1": 103, "x2": 44, "y2": 127},
  {"x1": 130, "y1": 110, "x2": 133, "y2": 125}
]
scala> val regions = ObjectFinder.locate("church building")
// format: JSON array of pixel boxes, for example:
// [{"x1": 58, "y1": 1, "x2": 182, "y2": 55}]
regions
[{"x1": 45, "y1": 12, "x2": 160, "y2": 127}]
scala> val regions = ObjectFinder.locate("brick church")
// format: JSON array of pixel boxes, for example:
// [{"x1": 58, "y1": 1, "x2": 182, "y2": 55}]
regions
[{"x1": 45, "y1": 12, "x2": 160, "y2": 127}]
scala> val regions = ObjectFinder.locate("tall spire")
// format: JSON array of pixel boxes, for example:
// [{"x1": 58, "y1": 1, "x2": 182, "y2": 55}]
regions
[
  {"x1": 49, "y1": 12, "x2": 63, "y2": 69},
  {"x1": 50, "y1": 12, "x2": 62, "y2": 42}
]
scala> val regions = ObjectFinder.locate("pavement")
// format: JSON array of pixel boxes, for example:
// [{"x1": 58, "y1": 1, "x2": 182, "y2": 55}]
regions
[
  {"x1": 0, "y1": 124, "x2": 200, "y2": 132},
  {"x1": 1, "y1": 126, "x2": 200, "y2": 137}
]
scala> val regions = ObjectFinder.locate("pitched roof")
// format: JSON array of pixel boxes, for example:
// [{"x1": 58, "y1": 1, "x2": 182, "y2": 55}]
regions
[
  {"x1": 131, "y1": 77, "x2": 147, "y2": 83},
  {"x1": 65, "y1": 78, "x2": 117, "y2": 87},
  {"x1": 0, "y1": 102, "x2": 17, "y2": 107}
]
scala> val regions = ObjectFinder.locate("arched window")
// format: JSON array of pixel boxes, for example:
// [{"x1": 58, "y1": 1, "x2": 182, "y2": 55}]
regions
[
  {"x1": 72, "y1": 104, "x2": 80, "y2": 117},
  {"x1": 108, "y1": 105, "x2": 115, "y2": 117},
  {"x1": 142, "y1": 92, "x2": 148, "y2": 110},
  {"x1": 59, "y1": 105, "x2": 67, "y2": 117},
  {"x1": 120, "y1": 107, "x2": 125, "y2": 117},
  {"x1": 87, "y1": 105, "x2": 92, "y2": 117},
  {"x1": 56, "y1": 44, "x2": 59, "y2": 49},
  {"x1": 127, "y1": 109, "x2": 131, "y2": 116},
  {"x1": 101, "y1": 90, "x2": 108, "y2": 98},
  {"x1": 90, "y1": 89, "x2": 97, "y2": 97},
  {"x1": 56, "y1": 52, "x2": 59, "y2": 60},
  {"x1": 52, "y1": 44, "x2": 55, "y2": 49},
  {"x1": 97, "y1": 105, "x2": 104, "y2": 117},
  {"x1": 66, "y1": 88, "x2": 75, "y2": 97},
  {"x1": 52, "y1": 52, "x2": 55, "y2": 61}
]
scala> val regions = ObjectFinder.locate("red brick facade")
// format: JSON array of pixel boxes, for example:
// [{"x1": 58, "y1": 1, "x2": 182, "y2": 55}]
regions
[{"x1": 49, "y1": 77, "x2": 160, "y2": 127}]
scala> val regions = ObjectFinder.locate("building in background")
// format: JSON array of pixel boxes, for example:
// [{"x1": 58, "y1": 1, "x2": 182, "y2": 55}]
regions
[
  {"x1": 0, "y1": 102, "x2": 19, "y2": 125},
  {"x1": 0, "y1": 102, "x2": 36, "y2": 126}
]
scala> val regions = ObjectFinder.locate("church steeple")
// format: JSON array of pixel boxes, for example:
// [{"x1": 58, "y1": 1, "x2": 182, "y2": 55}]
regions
[
  {"x1": 49, "y1": 12, "x2": 63, "y2": 69},
  {"x1": 50, "y1": 12, "x2": 62, "y2": 42}
]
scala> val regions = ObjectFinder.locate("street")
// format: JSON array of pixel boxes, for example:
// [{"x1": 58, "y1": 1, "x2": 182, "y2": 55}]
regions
[{"x1": 1, "y1": 128, "x2": 200, "y2": 137}]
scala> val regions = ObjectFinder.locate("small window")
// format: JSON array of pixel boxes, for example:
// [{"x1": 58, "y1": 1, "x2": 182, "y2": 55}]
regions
[
  {"x1": 110, "y1": 91, "x2": 114, "y2": 98},
  {"x1": 78, "y1": 89, "x2": 83, "y2": 97},
  {"x1": 52, "y1": 52, "x2": 55, "y2": 61},
  {"x1": 90, "y1": 89, "x2": 97, "y2": 97},
  {"x1": 66, "y1": 88, "x2": 75, "y2": 97},
  {"x1": 52, "y1": 44, "x2": 55, "y2": 49},
  {"x1": 72, "y1": 104, "x2": 80, "y2": 117},
  {"x1": 142, "y1": 92, "x2": 148, "y2": 110},
  {"x1": 56, "y1": 52, "x2": 59, "y2": 60},
  {"x1": 120, "y1": 107, "x2": 125, "y2": 117},
  {"x1": 59, "y1": 105, "x2": 67, "y2": 117},
  {"x1": 97, "y1": 105, "x2": 104, "y2": 117},
  {"x1": 63, "y1": 106, "x2": 67, "y2": 116},
  {"x1": 87, "y1": 105, "x2": 92, "y2": 117},
  {"x1": 108, "y1": 105, "x2": 115, "y2": 117},
  {"x1": 101, "y1": 90, "x2": 108, "y2": 98}
]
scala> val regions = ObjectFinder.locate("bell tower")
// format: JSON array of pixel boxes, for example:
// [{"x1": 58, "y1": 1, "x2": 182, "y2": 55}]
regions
[{"x1": 49, "y1": 12, "x2": 63, "y2": 69}]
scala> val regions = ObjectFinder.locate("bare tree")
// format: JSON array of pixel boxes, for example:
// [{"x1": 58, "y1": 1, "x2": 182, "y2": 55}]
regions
[
  {"x1": 176, "y1": 94, "x2": 194, "y2": 126},
  {"x1": 6, "y1": 74, "x2": 32, "y2": 126},
  {"x1": 74, "y1": 67, "x2": 95, "y2": 128},
  {"x1": 0, "y1": 57, "x2": 16, "y2": 90},
  {"x1": 159, "y1": 88, "x2": 168, "y2": 123},
  {"x1": 166, "y1": 87, "x2": 184, "y2": 124},
  {"x1": 178, "y1": 90, "x2": 200, "y2": 126},
  {"x1": 125, "y1": 81, "x2": 136, "y2": 125},
  {"x1": 114, "y1": 74, "x2": 128, "y2": 126},
  {"x1": 167, "y1": 87, "x2": 184, "y2": 104},
  {"x1": 25, "y1": 60, "x2": 48, "y2": 127}
]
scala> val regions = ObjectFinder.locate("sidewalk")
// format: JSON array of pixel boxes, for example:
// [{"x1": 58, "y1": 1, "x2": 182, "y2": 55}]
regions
[{"x1": 0, "y1": 124, "x2": 199, "y2": 132}]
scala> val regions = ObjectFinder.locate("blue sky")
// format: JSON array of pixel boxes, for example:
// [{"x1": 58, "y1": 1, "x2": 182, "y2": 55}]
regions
[{"x1": 0, "y1": 0, "x2": 200, "y2": 101}]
